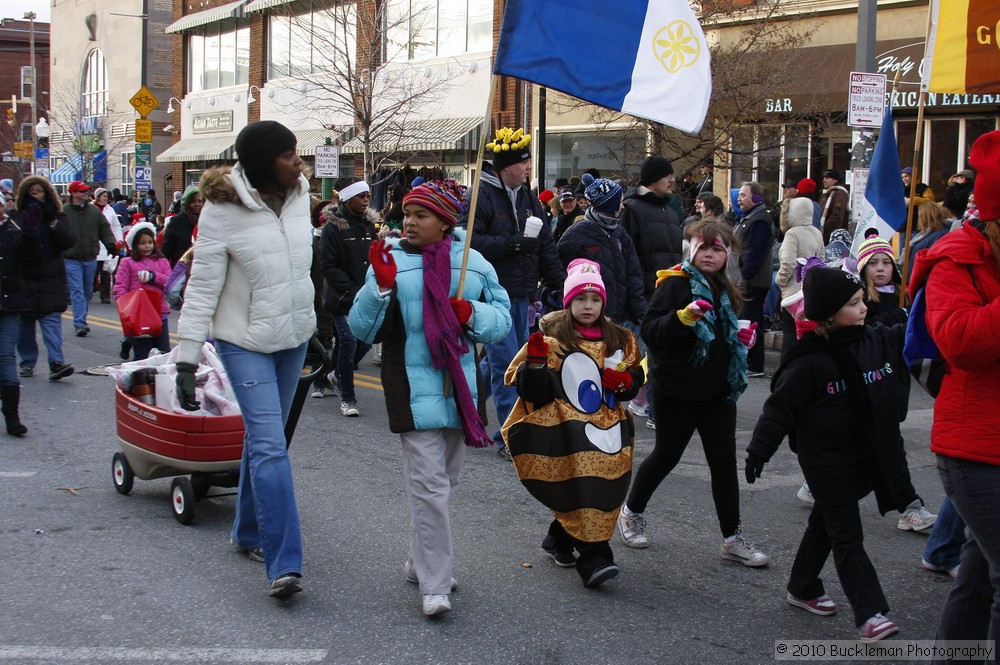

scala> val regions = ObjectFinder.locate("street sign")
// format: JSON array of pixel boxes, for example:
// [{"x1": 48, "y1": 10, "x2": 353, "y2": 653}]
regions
[
  {"x1": 850, "y1": 168, "x2": 870, "y2": 223},
  {"x1": 14, "y1": 142, "x2": 33, "y2": 158},
  {"x1": 135, "y1": 142, "x2": 151, "y2": 168},
  {"x1": 129, "y1": 86, "x2": 159, "y2": 119},
  {"x1": 135, "y1": 119, "x2": 152, "y2": 144},
  {"x1": 34, "y1": 147, "x2": 49, "y2": 178},
  {"x1": 314, "y1": 145, "x2": 340, "y2": 178},
  {"x1": 134, "y1": 166, "x2": 152, "y2": 191},
  {"x1": 848, "y1": 71, "x2": 886, "y2": 127}
]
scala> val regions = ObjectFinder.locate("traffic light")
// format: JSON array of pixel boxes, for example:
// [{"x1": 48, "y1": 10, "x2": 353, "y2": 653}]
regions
[{"x1": 5, "y1": 108, "x2": 12, "y2": 127}]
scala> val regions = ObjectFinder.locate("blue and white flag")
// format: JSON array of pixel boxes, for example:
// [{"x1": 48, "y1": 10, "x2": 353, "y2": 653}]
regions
[
  {"x1": 850, "y1": 108, "x2": 908, "y2": 256},
  {"x1": 494, "y1": 0, "x2": 712, "y2": 134}
]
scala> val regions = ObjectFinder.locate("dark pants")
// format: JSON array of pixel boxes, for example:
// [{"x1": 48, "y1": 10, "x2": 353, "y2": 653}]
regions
[
  {"x1": 332, "y1": 314, "x2": 370, "y2": 402},
  {"x1": 130, "y1": 318, "x2": 170, "y2": 361},
  {"x1": 787, "y1": 502, "x2": 890, "y2": 627},
  {"x1": 96, "y1": 263, "x2": 111, "y2": 303},
  {"x1": 627, "y1": 395, "x2": 740, "y2": 537},
  {"x1": 741, "y1": 286, "x2": 768, "y2": 373},
  {"x1": 891, "y1": 433, "x2": 921, "y2": 513},
  {"x1": 547, "y1": 520, "x2": 615, "y2": 584},
  {"x1": 779, "y1": 306, "x2": 796, "y2": 362},
  {"x1": 934, "y1": 454, "x2": 1000, "y2": 653}
]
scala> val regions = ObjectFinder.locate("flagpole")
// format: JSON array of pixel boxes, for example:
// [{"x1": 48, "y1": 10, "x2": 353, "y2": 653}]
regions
[
  {"x1": 445, "y1": 73, "x2": 497, "y2": 398},
  {"x1": 899, "y1": 5, "x2": 935, "y2": 305}
]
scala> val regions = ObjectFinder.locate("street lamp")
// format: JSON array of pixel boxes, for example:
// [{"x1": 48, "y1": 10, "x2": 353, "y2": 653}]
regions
[
  {"x1": 35, "y1": 118, "x2": 50, "y2": 177},
  {"x1": 35, "y1": 118, "x2": 50, "y2": 147}
]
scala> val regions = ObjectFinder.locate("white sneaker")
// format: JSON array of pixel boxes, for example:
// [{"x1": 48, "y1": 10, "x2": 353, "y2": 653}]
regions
[
  {"x1": 627, "y1": 402, "x2": 648, "y2": 417},
  {"x1": 372, "y1": 343, "x2": 382, "y2": 367},
  {"x1": 797, "y1": 481, "x2": 815, "y2": 506},
  {"x1": 898, "y1": 503, "x2": 936, "y2": 532},
  {"x1": 721, "y1": 530, "x2": 770, "y2": 567},
  {"x1": 404, "y1": 559, "x2": 458, "y2": 591},
  {"x1": 617, "y1": 504, "x2": 649, "y2": 548},
  {"x1": 326, "y1": 371, "x2": 341, "y2": 398},
  {"x1": 310, "y1": 383, "x2": 325, "y2": 398},
  {"x1": 645, "y1": 419, "x2": 656, "y2": 430},
  {"x1": 422, "y1": 594, "x2": 451, "y2": 617},
  {"x1": 340, "y1": 401, "x2": 360, "y2": 417}
]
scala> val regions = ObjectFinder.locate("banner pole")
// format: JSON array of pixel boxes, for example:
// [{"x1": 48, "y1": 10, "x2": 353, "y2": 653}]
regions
[{"x1": 899, "y1": 4, "x2": 934, "y2": 306}]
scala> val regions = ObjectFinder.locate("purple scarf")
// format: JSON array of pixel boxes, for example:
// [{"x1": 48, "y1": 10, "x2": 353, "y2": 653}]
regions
[{"x1": 420, "y1": 235, "x2": 491, "y2": 447}]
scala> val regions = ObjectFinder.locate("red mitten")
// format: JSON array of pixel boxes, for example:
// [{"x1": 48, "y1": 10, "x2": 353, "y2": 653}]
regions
[
  {"x1": 368, "y1": 239, "x2": 397, "y2": 289},
  {"x1": 526, "y1": 331, "x2": 548, "y2": 366},
  {"x1": 449, "y1": 297, "x2": 472, "y2": 325},
  {"x1": 602, "y1": 368, "x2": 633, "y2": 392},
  {"x1": 737, "y1": 321, "x2": 758, "y2": 348}
]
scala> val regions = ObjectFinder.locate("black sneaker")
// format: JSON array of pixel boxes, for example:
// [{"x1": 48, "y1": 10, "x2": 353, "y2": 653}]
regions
[
  {"x1": 75, "y1": 327, "x2": 89, "y2": 337},
  {"x1": 541, "y1": 534, "x2": 577, "y2": 567},
  {"x1": 119, "y1": 340, "x2": 132, "y2": 360},
  {"x1": 18, "y1": 367, "x2": 33, "y2": 378},
  {"x1": 584, "y1": 564, "x2": 620, "y2": 588},
  {"x1": 268, "y1": 573, "x2": 303, "y2": 598},
  {"x1": 497, "y1": 445, "x2": 513, "y2": 461},
  {"x1": 48, "y1": 362, "x2": 75, "y2": 381}
]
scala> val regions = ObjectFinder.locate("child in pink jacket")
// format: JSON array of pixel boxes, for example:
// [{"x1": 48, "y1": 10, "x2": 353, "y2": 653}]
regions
[{"x1": 113, "y1": 222, "x2": 171, "y2": 360}]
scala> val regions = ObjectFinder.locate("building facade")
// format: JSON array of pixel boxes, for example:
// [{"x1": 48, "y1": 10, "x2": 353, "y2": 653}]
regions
[{"x1": 0, "y1": 17, "x2": 50, "y2": 185}]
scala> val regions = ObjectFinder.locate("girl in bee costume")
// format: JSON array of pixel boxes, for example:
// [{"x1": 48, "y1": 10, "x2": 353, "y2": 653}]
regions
[{"x1": 502, "y1": 259, "x2": 643, "y2": 587}]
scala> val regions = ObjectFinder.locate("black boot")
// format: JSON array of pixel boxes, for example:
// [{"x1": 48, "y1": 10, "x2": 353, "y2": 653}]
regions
[{"x1": 1, "y1": 386, "x2": 27, "y2": 437}]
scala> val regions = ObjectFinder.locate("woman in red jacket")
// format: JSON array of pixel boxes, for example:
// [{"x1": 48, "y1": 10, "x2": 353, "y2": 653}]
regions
[{"x1": 910, "y1": 130, "x2": 1000, "y2": 644}]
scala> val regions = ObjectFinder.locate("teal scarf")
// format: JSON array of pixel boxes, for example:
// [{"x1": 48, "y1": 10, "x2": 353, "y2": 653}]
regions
[{"x1": 681, "y1": 259, "x2": 748, "y2": 401}]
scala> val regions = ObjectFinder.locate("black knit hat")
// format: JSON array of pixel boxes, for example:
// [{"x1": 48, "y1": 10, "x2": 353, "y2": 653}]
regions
[
  {"x1": 493, "y1": 145, "x2": 532, "y2": 173},
  {"x1": 235, "y1": 120, "x2": 297, "y2": 187},
  {"x1": 639, "y1": 156, "x2": 674, "y2": 185},
  {"x1": 803, "y1": 267, "x2": 864, "y2": 322}
]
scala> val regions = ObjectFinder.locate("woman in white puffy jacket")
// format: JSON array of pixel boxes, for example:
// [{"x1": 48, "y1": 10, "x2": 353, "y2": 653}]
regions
[
  {"x1": 775, "y1": 197, "x2": 825, "y2": 360},
  {"x1": 175, "y1": 121, "x2": 315, "y2": 600}
]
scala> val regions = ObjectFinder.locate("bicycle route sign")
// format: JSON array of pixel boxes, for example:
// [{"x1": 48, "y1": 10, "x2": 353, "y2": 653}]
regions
[{"x1": 129, "y1": 86, "x2": 159, "y2": 119}]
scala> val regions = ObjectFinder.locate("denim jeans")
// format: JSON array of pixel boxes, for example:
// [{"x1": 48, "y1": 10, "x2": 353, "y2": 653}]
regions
[
  {"x1": 923, "y1": 495, "x2": 966, "y2": 572},
  {"x1": 64, "y1": 259, "x2": 97, "y2": 328},
  {"x1": 934, "y1": 454, "x2": 1000, "y2": 648},
  {"x1": 484, "y1": 296, "x2": 529, "y2": 448},
  {"x1": 216, "y1": 339, "x2": 308, "y2": 583},
  {"x1": 130, "y1": 317, "x2": 170, "y2": 361},
  {"x1": 332, "y1": 314, "x2": 369, "y2": 403},
  {"x1": 17, "y1": 312, "x2": 65, "y2": 369},
  {"x1": 0, "y1": 313, "x2": 20, "y2": 387}
]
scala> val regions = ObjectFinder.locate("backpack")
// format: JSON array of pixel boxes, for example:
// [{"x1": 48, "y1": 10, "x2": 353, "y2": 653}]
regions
[{"x1": 902, "y1": 285, "x2": 945, "y2": 397}]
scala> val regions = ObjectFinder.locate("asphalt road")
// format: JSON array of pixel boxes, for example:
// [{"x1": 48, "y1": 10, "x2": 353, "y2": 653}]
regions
[{"x1": 0, "y1": 303, "x2": 953, "y2": 664}]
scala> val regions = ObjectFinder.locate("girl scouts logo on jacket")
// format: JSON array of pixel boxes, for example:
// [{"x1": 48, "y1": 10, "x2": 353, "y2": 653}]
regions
[{"x1": 653, "y1": 21, "x2": 701, "y2": 73}]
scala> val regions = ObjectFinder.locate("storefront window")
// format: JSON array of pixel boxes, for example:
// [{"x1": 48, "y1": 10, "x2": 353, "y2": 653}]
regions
[
  {"x1": 543, "y1": 130, "x2": 645, "y2": 185},
  {"x1": 965, "y1": 118, "x2": 997, "y2": 166},
  {"x1": 928, "y1": 119, "x2": 960, "y2": 198}
]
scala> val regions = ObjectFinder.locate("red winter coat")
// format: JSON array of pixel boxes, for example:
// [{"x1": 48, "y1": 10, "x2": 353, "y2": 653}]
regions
[{"x1": 910, "y1": 223, "x2": 1000, "y2": 466}]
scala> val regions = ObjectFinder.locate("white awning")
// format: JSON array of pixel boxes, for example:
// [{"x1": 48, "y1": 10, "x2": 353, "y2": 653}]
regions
[
  {"x1": 340, "y1": 117, "x2": 481, "y2": 155},
  {"x1": 165, "y1": 0, "x2": 249, "y2": 33},
  {"x1": 245, "y1": 0, "x2": 297, "y2": 12},
  {"x1": 156, "y1": 137, "x2": 236, "y2": 163},
  {"x1": 292, "y1": 128, "x2": 347, "y2": 156}
]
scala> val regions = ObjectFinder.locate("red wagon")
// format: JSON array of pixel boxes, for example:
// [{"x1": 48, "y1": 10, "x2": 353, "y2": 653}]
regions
[{"x1": 111, "y1": 339, "x2": 329, "y2": 524}]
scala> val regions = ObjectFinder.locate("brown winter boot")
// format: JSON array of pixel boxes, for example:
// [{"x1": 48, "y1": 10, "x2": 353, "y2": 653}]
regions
[{"x1": 1, "y1": 386, "x2": 27, "y2": 436}]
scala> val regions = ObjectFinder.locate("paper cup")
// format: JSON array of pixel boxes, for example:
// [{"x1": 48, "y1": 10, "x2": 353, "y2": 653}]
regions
[
  {"x1": 524, "y1": 216, "x2": 543, "y2": 238},
  {"x1": 737, "y1": 319, "x2": 751, "y2": 330}
]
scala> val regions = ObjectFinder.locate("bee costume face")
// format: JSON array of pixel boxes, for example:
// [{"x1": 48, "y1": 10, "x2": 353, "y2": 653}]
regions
[{"x1": 501, "y1": 333, "x2": 640, "y2": 543}]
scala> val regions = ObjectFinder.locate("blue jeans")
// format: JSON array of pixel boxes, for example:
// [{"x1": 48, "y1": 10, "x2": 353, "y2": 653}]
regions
[
  {"x1": 934, "y1": 454, "x2": 1000, "y2": 648},
  {"x1": 217, "y1": 340, "x2": 308, "y2": 582},
  {"x1": 332, "y1": 314, "x2": 370, "y2": 403},
  {"x1": 17, "y1": 312, "x2": 65, "y2": 369},
  {"x1": 0, "y1": 313, "x2": 20, "y2": 387},
  {"x1": 130, "y1": 317, "x2": 170, "y2": 361},
  {"x1": 924, "y1": 495, "x2": 967, "y2": 572},
  {"x1": 64, "y1": 259, "x2": 97, "y2": 328},
  {"x1": 484, "y1": 296, "x2": 529, "y2": 448}
]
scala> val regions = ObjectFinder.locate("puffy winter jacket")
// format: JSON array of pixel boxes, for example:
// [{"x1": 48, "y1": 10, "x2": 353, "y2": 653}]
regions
[
  {"x1": 619, "y1": 186, "x2": 684, "y2": 298},
  {"x1": 113, "y1": 255, "x2": 172, "y2": 316},
  {"x1": 469, "y1": 163, "x2": 565, "y2": 299},
  {"x1": 319, "y1": 204, "x2": 378, "y2": 315},
  {"x1": 176, "y1": 164, "x2": 316, "y2": 365},
  {"x1": 775, "y1": 198, "x2": 825, "y2": 300},
  {"x1": 348, "y1": 228, "x2": 512, "y2": 433},
  {"x1": 557, "y1": 213, "x2": 647, "y2": 324},
  {"x1": 910, "y1": 222, "x2": 1000, "y2": 466},
  {"x1": 61, "y1": 202, "x2": 115, "y2": 262},
  {"x1": 733, "y1": 203, "x2": 775, "y2": 290},
  {"x1": 0, "y1": 218, "x2": 42, "y2": 313},
  {"x1": 11, "y1": 178, "x2": 76, "y2": 317}
]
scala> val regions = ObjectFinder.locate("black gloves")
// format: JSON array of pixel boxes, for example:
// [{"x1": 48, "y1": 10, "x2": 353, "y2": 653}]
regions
[
  {"x1": 506, "y1": 236, "x2": 539, "y2": 256},
  {"x1": 175, "y1": 361, "x2": 201, "y2": 411},
  {"x1": 745, "y1": 454, "x2": 765, "y2": 484}
]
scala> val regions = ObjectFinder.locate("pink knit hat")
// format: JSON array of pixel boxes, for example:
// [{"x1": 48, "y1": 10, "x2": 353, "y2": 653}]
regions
[{"x1": 563, "y1": 259, "x2": 606, "y2": 307}]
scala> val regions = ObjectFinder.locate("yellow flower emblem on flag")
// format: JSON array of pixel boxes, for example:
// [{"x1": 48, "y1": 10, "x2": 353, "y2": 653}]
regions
[{"x1": 652, "y1": 20, "x2": 701, "y2": 73}]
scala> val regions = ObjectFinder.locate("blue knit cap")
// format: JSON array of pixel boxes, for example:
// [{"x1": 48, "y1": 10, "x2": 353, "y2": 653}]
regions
[{"x1": 582, "y1": 173, "x2": 623, "y2": 214}]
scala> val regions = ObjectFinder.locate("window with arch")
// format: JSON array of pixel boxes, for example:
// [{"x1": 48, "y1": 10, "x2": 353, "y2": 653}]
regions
[{"x1": 81, "y1": 49, "x2": 109, "y2": 118}]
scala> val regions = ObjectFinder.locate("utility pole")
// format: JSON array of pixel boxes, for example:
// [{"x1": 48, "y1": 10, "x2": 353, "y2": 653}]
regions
[{"x1": 24, "y1": 11, "x2": 37, "y2": 172}]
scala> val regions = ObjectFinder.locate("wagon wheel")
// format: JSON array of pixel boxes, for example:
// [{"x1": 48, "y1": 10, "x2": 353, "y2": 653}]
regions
[
  {"x1": 112, "y1": 452, "x2": 134, "y2": 495},
  {"x1": 170, "y1": 477, "x2": 196, "y2": 525}
]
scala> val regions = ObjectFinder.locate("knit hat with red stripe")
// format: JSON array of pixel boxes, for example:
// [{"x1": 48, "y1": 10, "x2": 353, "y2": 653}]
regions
[{"x1": 402, "y1": 180, "x2": 467, "y2": 227}]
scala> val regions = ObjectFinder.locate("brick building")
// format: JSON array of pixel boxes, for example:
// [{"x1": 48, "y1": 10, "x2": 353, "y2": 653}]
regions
[{"x1": 0, "y1": 17, "x2": 50, "y2": 185}]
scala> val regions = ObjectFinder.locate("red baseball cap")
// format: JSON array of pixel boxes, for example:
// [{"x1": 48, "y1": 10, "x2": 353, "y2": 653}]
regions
[{"x1": 68, "y1": 181, "x2": 90, "y2": 193}]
